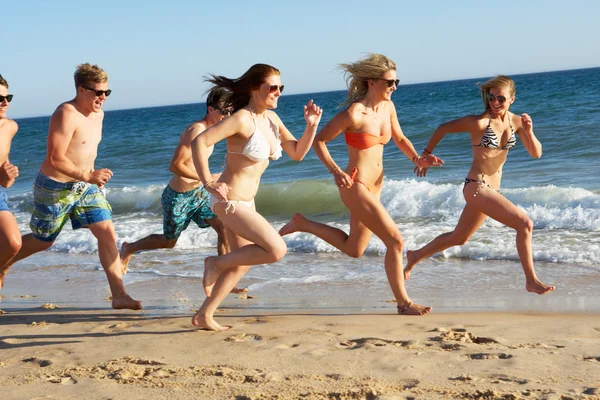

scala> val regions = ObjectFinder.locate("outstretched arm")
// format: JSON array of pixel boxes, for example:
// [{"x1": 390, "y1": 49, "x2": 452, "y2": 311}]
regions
[
  {"x1": 275, "y1": 100, "x2": 323, "y2": 161},
  {"x1": 389, "y1": 103, "x2": 443, "y2": 174},
  {"x1": 169, "y1": 122, "x2": 212, "y2": 180},
  {"x1": 516, "y1": 113, "x2": 542, "y2": 158}
]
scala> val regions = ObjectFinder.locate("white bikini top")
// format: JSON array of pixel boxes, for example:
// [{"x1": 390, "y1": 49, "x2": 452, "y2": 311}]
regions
[{"x1": 227, "y1": 107, "x2": 282, "y2": 162}]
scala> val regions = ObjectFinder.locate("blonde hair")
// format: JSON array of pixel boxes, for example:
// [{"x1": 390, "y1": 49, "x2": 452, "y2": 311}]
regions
[
  {"x1": 339, "y1": 53, "x2": 397, "y2": 106},
  {"x1": 478, "y1": 75, "x2": 516, "y2": 110},
  {"x1": 74, "y1": 63, "x2": 108, "y2": 88}
]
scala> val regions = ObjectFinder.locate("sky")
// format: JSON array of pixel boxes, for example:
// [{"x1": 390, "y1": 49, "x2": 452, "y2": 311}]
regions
[{"x1": 3, "y1": 0, "x2": 599, "y2": 118}]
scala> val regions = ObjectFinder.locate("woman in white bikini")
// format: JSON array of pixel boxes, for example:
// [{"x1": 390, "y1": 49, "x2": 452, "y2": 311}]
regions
[
  {"x1": 190, "y1": 64, "x2": 323, "y2": 331},
  {"x1": 403, "y1": 75, "x2": 555, "y2": 296}
]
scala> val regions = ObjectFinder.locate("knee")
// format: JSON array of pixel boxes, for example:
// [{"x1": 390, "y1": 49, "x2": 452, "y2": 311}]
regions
[
  {"x1": 7, "y1": 236, "x2": 22, "y2": 256},
  {"x1": 518, "y1": 217, "x2": 534, "y2": 235},
  {"x1": 165, "y1": 239, "x2": 177, "y2": 249},
  {"x1": 95, "y1": 227, "x2": 117, "y2": 244},
  {"x1": 453, "y1": 233, "x2": 472, "y2": 246},
  {"x1": 267, "y1": 239, "x2": 287, "y2": 263},
  {"x1": 385, "y1": 234, "x2": 404, "y2": 252},
  {"x1": 346, "y1": 248, "x2": 365, "y2": 259}
]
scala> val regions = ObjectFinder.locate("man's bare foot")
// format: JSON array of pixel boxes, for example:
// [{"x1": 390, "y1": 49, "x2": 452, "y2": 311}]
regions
[
  {"x1": 526, "y1": 280, "x2": 555, "y2": 295},
  {"x1": 230, "y1": 287, "x2": 248, "y2": 294},
  {"x1": 397, "y1": 301, "x2": 432, "y2": 316},
  {"x1": 191, "y1": 310, "x2": 230, "y2": 331},
  {"x1": 203, "y1": 256, "x2": 222, "y2": 297},
  {"x1": 403, "y1": 250, "x2": 418, "y2": 280},
  {"x1": 279, "y1": 213, "x2": 305, "y2": 236},
  {"x1": 111, "y1": 294, "x2": 143, "y2": 310},
  {"x1": 119, "y1": 242, "x2": 133, "y2": 274}
]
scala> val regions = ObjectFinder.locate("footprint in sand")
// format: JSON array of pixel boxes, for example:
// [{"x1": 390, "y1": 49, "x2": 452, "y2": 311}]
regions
[
  {"x1": 241, "y1": 317, "x2": 268, "y2": 324},
  {"x1": 338, "y1": 338, "x2": 418, "y2": 350},
  {"x1": 510, "y1": 342, "x2": 566, "y2": 350},
  {"x1": 583, "y1": 356, "x2": 600, "y2": 363},
  {"x1": 468, "y1": 353, "x2": 513, "y2": 360},
  {"x1": 47, "y1": 376, "x2": 77, "y2": 384},
  {"x1": 489, "y1": 374, "x2": 528, "y2": 385},
  {"x1": 22, "y1": 357, "x2": 53, "y2": 367},
  {"x1": 274, "y1": 343, "x2": 300, "y2": 350},
  {"x1": 224, "y1": 333, "x2": 263, "y2": 342},
  {"x1": 430, "y1": 328, "x2": 499, "y2": 346}
]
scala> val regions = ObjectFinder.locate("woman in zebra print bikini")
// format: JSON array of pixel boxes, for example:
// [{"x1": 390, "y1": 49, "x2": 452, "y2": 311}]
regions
[{"x1": 403, "y1": 75, "x2": 555, "y2": 296}]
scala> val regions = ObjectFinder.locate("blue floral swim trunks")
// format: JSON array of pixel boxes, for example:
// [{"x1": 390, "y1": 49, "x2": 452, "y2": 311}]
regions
[
  {"x1": 162, "y1": 185, "x2": 216, "y2": 240},
  {"x1": 30, "y1": 172, "x2": 112, "y2": 242},
  {"x1": 0, "y1": 191, "x2": 10, "y2": 212}
]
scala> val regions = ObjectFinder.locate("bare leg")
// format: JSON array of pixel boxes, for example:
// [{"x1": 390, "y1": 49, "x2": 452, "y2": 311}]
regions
[
  {"x1": 0, "y1": 212, "x2": 23, "y2": 288},
  {"x1": 119, "y1": 234, "x2": 177, "y2": 273},
  {"x1": 192, "y1": 228, "x2": 251, "y2": 331},
  {"x1": 1, "y1": 233, "x2": 53, "y2": 288},
  {"x1": 462, "y1": 185, "x2": 554, "y2": 294},
  {"x1": 202, "y1": 203, "x2": 287, "y2": 297},
  {"x1": 337, "y1": 185, "x2": 431, "y2": 315},
  {"x1": 206, "y1": 216, "x2": 247, "y2": 294},
  {"x1": 279, "y1": 212, "x2": 373, "y2": 258},
  {"x1": 404, "y1": 203, "x2": 487, "y2": 280},
  {"x1": 88, "y1": 221, "x2": 143, "y2": 310}
]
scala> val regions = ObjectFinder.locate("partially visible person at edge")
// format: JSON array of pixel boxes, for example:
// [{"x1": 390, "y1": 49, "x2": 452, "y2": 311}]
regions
[
  {"x1": 0, "y1": 64, "x2": 142, "y2": 309},
  {"x1": 119, "y1": 87, "x2": 247, "y2": 294},
  {"x1": 279, "y1": 54, "x2": 443, "y2": 316},
  {"x1": 0, "y1": 74, "x2": 22, "y2": 286},
  {"x1": 190, "y1": 63, "x2": 323, "y2": 331},
  {"x1": 403, "y1": 75, "x2": 554, "y2": 295}
]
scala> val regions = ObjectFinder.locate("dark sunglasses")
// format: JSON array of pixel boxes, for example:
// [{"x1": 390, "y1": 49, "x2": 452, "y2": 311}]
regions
[
  {"x1": 487, "y1": 93, "x2": 507, "y2": 104},
  {"x1": 217, "y1": 108, "x2": 232, "y2": 116},
  {"x1": 82, "y1": 85, "x2": 112, "y2": 97},
  {"x1": 377, "y1": 78, "x2": 399, "y2": 88},
  {"x1": 268, "y1": 85, "x2": 284, "y2": 94},
  {"x1": 0, "y1": 94, "x2": 13, "y2": 103}
]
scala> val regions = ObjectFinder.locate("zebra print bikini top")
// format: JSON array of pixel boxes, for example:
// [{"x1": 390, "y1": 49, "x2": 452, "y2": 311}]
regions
[{"x1": 473, "y1": 112, "x2": 516, "y2": 150}]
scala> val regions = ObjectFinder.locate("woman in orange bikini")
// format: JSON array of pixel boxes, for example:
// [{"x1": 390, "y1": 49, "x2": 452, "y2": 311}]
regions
[
  {"x1": 403, "y1": 75, "x2": 554, "y2": 295},
  {"x1": 280, "y1": 54, "x2": 442, "y2": 315}
]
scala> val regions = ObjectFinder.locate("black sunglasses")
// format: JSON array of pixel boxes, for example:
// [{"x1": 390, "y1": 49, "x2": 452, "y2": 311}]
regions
[
  {"x1": 82, "y1": 85, "x2": 112, "y2": 97},
  {"x1": 268, "y1": 85, "x2": 284, "y2": 94},
  {"x1": 0, "y1": 94, "x2": 13, "y2": 103},
  {"x1": 377, "y1": 78, "x2": 399, "y2": 88},
  {"x1": 487, "y1": 93, "x2": 507, "y2": 104},
  {"x1": 217, "y1": 108, "x2": 232, "y2": 116}
]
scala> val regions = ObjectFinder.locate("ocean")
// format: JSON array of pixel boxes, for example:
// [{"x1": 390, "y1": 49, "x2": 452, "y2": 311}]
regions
[{"x1": 2, "y1": 67, "x2": 599, "y2": 314}]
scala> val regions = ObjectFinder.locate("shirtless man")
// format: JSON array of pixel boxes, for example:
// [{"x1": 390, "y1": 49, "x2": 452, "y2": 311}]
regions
[
  {"x1": 0, "y1": 64, "x2": 141, "y2": 310},
  {"x1": 0, "y1": 74, "x2": 22, "y2": 284},
  {"x1": 119, "y1": 88, "x2": 245, "y2": 293}
]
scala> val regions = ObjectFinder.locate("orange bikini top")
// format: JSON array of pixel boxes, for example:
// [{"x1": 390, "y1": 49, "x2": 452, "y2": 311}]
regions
[{"x1": 344, "y1": 131, "x2": 391, "y2": 150}]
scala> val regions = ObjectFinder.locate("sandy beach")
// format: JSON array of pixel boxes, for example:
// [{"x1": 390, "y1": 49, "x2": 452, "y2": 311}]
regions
[{"x1": 1, "y1": 305, "x2": 599, "y2": 400}]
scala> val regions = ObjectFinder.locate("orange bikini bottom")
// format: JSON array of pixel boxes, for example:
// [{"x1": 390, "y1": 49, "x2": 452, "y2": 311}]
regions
[{"x1": 350, "y1": 167, "x2": 379, "y2": 193}]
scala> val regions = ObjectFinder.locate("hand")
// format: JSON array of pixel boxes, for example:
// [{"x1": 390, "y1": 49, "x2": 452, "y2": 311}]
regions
[
  {"x1": 521, "y1": 113, "x2": 533, "y2": 134},
  {"x1": 304, "y1": 99, "x2": 323, "y2": 127},
  {"x1": 413, "y1": 154, "x2": 443, "y2": 178},
  {"x1": 87, "y1": 168, "x2": 113, "y2": 186},
  {"x1": 414, "y1": 165, "x2": 429, "y2": 177},
  {"x1": 206, "y1": 181, "x2": 229, "y2": 201},
  {"x1": 332, "y1": 168, "x2": 353, "y2": 189},
  {"x1": 0, "y1": 161, "x2": 19, "y2": 187}
]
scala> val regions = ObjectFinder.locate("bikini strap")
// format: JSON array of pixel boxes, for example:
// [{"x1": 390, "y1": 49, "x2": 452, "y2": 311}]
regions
[
  {"x1": 487, "y1": 111, "x2": 493, "y2": 129},
  {"x1": 507, "y1": 112, "x2": 514, "y2": 133},
  {"x1": 248, "y1": 104, "x2": 257, "y2": 132}
]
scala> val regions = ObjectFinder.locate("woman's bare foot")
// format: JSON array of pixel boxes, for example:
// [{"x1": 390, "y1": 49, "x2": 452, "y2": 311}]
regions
[
  {"x1": 397, "y1": 301, "x2": 432, "y2": 316},
  {"x1": 119, "y1": 242, "x2": 133, "y2": 274},
  {"x1": 203, "y1": 256, "x2": 221, "y2": 297},
  {"x1": 230, "y1": 287, "x2": 248, "y2": 294},
  {"x1": 191, "y1": 311, "x2": 230, "y2": 331},
  {"x1": 403, "y1": 250, "x2": 418, "y2": 280},
  {"x1": 111, "y1": 294, "x2": 143, "y2": 310},
  {"x1": 526, "y1": 280, "x2": 555, "y2": 295},
  {"x1": 279, "y1": 213, "x2": 305, "y2": 236}
]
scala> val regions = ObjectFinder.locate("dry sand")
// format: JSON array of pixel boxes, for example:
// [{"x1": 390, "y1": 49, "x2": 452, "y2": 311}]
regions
[{"x1": 1, "y1": 308, "x2": 599, "y2": 399}]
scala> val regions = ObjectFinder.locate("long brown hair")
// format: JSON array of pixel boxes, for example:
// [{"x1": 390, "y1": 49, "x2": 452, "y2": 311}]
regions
[
  {"x1": 205, "y1": 64, "x2": 280, "y2": 112},
  {"x1": 478, "y1": 75, "x2": 516, "y2": 110},
  {"x1": 339, "y1": 53, "x2": 396, "y2": 106}
]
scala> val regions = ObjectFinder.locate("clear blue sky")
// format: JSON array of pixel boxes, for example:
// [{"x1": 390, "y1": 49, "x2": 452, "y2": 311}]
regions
[{"x1": 3, "y1": 0, "x2": 599, "y2": 118}]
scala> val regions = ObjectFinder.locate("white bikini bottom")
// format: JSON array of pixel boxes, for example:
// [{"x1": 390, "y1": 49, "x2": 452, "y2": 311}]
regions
[{"x1": 209, "y1": 194, "x2": 254, "y2": 215}]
